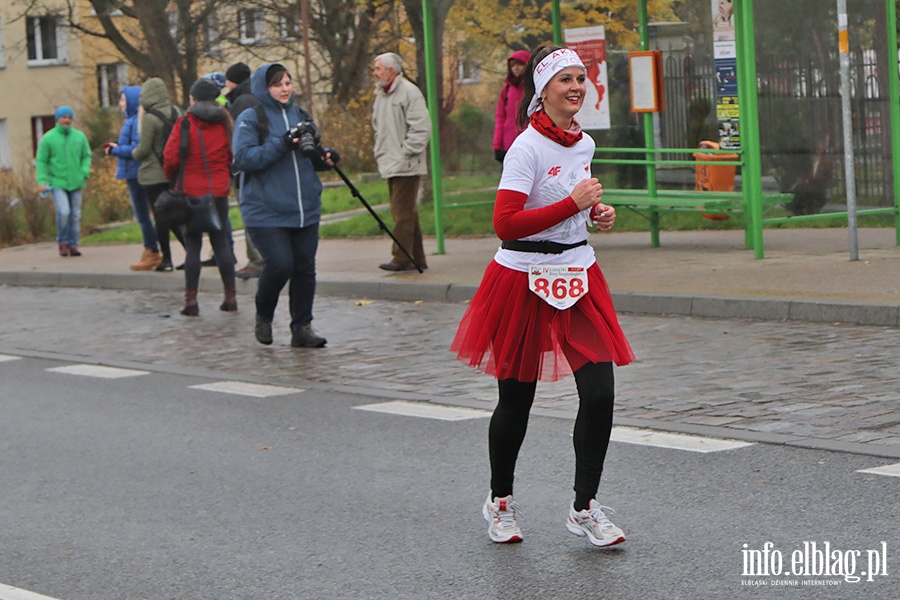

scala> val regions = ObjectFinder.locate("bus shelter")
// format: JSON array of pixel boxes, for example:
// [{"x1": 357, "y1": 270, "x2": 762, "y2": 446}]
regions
[{"x1": 422, "y1": 0, "x2": 900, "y2": 259}]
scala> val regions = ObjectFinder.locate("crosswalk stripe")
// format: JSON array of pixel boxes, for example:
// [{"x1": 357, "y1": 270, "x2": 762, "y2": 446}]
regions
[
  {"x1": 610, "y1": 426, "x2": 755, "y2": 453},
  {"x1": 0, "y1": 355, "x2": 21, "y2": 363},
  {"x1": 189, "y1": 381, "x2": 303, "y2": 398},
  {"x1": 354, "y1": 401, "x2": 491, "y2": 421},
  {"x1": 46, "y1": 364, "x2": 149, "y2": 379},
  {"x1": 857, "y1": 462, "x2": 900, "y2": 478},
  {"x1": 0, "y1": 582, "x2": 62, "y2": 600}
]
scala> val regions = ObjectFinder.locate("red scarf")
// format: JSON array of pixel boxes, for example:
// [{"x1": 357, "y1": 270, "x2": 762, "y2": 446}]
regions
[{"x1": 530, "y1": 110, "x2": 583, "y2": 147}]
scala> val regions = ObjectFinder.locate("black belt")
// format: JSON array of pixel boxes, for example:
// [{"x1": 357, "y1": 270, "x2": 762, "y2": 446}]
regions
[{"x1": 501, "y1": 239, "x2": 587, "y2": 254}]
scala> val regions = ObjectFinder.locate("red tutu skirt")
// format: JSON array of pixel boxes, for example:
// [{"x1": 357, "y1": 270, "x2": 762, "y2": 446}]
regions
[{"x1": 451, "y1": 260, "x2": 635, "y2": 382}]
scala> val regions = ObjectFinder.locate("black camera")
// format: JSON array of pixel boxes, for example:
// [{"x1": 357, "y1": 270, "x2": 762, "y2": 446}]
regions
[{"x1": 287, "y1": 121, "x2": 321, "y2": 158}]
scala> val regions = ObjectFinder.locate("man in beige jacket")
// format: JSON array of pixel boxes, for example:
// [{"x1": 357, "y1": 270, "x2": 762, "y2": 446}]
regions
[{"x1": 371, "y1": 52, "x2": 431, "y2": 272}]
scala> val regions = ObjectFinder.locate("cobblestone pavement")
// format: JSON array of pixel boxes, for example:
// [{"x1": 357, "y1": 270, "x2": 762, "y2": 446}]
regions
[{"x1": 2, "y1": 285, "x2": 899, "y2": 458}]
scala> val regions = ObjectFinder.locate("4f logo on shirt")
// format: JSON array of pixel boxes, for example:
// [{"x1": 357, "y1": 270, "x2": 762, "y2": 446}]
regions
[{"x1": 547, "y1": 166, "x2": 562, "y2": 176}]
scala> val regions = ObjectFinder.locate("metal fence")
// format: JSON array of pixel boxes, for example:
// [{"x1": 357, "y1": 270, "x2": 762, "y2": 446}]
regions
[{"x1": 657, "y1": 49, "x2": 892, "y2": 206}]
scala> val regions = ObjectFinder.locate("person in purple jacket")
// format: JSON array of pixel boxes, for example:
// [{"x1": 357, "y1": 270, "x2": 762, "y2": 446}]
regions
[
  {"x1": 105, "y1": 85, "x2": 161, "y2": 270},
  {"x1": 492, "y1": 50, "x2": 531, "y2": 164}
]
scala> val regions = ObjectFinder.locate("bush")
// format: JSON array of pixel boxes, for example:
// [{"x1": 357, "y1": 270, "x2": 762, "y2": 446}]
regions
[
  {"x1": 81, "y1": 105, "x2": 121, "y2": 150},
  {"x1": 443, "y1": 103, "x2": 494, "y2": 173},
  {"x1": 0, "y1": 170, "x2": 51, "y2": 246},
  {"x1": 84, "y1": 158, "x2": 132, "y2": 224},
  {"x1": 316, "y1": 98, "x2": 377, "y2": 175}
]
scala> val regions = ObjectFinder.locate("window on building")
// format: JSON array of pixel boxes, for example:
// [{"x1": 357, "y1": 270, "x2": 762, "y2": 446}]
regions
[
  {"x1": 31, "y1": 115, "x2": 56, "y2": 156},
  {"x1": 238, "y1": 9, "x2": 265, "y2": 44},
  {"x1": 0, "y1": 119, "x2": 11, "y2": 169},
  {"x1": 97, "y1": 63, "x2": 129, "y2": 108},
  {"x1": 202, "y1": 9, "x2": 221, "y2": 57},
  {"x1": 458, "y1": 59, "x2": 481, "y2": 85},
  {"x1": 27, "y1": 15, "x2": 67, "y2": 64},
  {"x1": 279, "y1": 5, "x2": 301, "y2": 41}
]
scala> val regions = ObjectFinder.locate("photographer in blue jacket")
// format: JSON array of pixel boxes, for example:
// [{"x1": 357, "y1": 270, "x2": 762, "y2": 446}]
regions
[{"x1": 233, "y1": 63, "x2": 336, "y2": 349}]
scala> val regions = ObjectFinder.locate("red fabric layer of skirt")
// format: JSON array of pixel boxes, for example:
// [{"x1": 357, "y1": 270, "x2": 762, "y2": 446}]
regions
[{"x1": 451, "y1": 261, "x2": 635, "y2": 382}]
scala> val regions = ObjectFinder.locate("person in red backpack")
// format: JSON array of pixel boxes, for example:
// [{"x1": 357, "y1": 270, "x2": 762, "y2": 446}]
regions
[
  {"x1": 492, "y1": 50, "x2": 531, "y2": 164},
  {"x1": 163, "y1": 78, "x2": 236, "y2": 316}
]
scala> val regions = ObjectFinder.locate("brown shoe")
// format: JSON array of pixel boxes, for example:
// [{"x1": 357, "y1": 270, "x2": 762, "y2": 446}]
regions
[
  {"x1": 379, "y1": 261, "x2": 418, "y2": 272},
  {"x1": 130, "y1": 248, "x2": 162, "y2": 271},
  {"x1": 235, "y1": 266, "x2": 260, "y2": 280}
]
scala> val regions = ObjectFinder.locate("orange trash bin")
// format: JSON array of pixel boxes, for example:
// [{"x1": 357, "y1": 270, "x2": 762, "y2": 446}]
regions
[{"x1": 694, "y1": 140, "x2": 739, "y2": 220}]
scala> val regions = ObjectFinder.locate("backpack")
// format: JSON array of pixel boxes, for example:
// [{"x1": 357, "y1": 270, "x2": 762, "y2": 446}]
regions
[
  {"x1": 147, "y1": 106, "x2": 180, "y2": 165},
  {"x1": 232, "y1": 101, "x2": 268, "y2": 189}
]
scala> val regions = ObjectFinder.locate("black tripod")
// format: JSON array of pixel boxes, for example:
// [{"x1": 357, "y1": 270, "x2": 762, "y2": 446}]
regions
[{"x1": 331, "y1": 164, "x2": 424, "y2": 274}]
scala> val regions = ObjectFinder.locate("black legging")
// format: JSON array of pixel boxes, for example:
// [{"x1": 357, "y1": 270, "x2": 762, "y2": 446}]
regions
[
  {"x1": 490, "y1": 362, "x2": 615, "y2": 510},
  {"x1": 144, "y1": 182, "x2": 186, "y2": 263},
  {"x1": 182, "y1": 196, "x2": 235, "y2": 291}
]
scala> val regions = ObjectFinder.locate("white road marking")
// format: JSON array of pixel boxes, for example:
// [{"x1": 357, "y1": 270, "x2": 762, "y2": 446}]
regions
[
  {"x1": 354, "y1": 401, "x2": 491, "y2": 421},
  {"x1": 610, "y1": 426, "x2": 755, "y2": 453},
  {"x1": 0, "y1": 355, "x2": 21, "y2": 363},
  {"x1": 189, "y1": 381, "x2": 303, "y2": 398},
  {"x1": 46, "y1": 364, "x2": 149, "y2": 379},
  {"x1": 857, "y1": 462, "x2": 900, "y2": 478},
  {"x1": 0, "y1": 582, "x2": 62, "y2": 600}
]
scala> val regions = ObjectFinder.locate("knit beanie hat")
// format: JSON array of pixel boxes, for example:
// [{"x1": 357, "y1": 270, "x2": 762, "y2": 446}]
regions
[
  {"x1": 225, "y1": 62, "x2": 251, "y2": 85},
  {"x1": 190, "y1": 77, "x2": 221, "y2": 102},
  {"x1": 55, "y1": 106, "x2": 74, "y2": 120}
]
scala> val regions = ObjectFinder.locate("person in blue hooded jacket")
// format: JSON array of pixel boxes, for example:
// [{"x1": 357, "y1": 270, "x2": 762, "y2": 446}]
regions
[
  {"x1": 105, "y1": 85, "x2": 161, "y2": 270},
  {"x1": 233, "y1": 63, "x2": 336, "y2": 348}
]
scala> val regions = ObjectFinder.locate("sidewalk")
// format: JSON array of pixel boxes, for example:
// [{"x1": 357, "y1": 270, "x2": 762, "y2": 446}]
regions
[{"x1": 1, "y1": 226, "x2": 899, "y2": 325}]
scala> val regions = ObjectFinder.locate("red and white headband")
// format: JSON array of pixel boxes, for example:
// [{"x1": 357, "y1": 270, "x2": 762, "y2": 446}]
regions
[{"x1": 526, "y1": 48, "x2": 586, "y2": 116}]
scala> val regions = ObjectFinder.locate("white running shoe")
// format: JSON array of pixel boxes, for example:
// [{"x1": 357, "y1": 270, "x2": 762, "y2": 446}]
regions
[
  {"x1": 482, "y1": 493, "x2": 523, "y2": 543},
  {"x1": 566, "y1": 500, "x2": 626, "y2": 547}
]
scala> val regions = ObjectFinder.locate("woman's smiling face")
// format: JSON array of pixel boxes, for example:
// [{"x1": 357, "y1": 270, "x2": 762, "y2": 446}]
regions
[{"x1": 541, "y1": 66, "x2": 586, "y2": 126}]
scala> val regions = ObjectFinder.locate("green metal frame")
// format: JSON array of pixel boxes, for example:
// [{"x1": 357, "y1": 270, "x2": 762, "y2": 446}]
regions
[
  {"x1": 425, "y1": 0, "x2": 900, "y2": 257},
  {"x1": 887, "y1": 0, "x2": 900, "y2": 245}
]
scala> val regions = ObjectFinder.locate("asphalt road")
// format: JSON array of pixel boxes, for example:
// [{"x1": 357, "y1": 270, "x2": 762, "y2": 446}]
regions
[{"x1": 1, "y1": 352, "x2": 897, "y2": 600}]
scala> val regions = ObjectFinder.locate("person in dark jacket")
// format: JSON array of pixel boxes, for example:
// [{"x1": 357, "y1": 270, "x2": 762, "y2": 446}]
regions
[
  {"x1": 232, "y1": 63, "x2": 335, "y2": 348},
  {"x1": 163, "y1": 78, "x2": 236, "y2": 317},
  {"x1": 105, "y1": 85, "x2": 161, "y2": 270},
  {"x1": 224, "y1": 62, "x2": 265, "y2": 280}
]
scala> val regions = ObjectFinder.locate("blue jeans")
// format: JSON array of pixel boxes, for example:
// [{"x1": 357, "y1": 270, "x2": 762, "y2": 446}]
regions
[
  {"x1": 126, "y1": 179, "x2": 159, "y2": 252},
  {"x1": 51, "y1": 188, "x2": 82, "y2": 247},
  {"x1": 246, "y1": 224, "x2": 319, "y2": 333}
]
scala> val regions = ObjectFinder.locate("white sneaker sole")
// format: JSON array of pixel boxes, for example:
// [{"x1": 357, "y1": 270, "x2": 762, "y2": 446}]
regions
[
  {"x1": 567, "y1": 522, "x2": 625, "y2": 547},
  {"x1": 483, "y1": 504, "x2": 523, "y2": 544}
]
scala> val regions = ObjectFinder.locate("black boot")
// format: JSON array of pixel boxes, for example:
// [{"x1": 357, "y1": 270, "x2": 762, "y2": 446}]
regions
[
  {"x1": 291, "y1": 323, "x2": 327, "y2": 348},
  {"x1": 255, "y1": 315, "x2": 273, "y2": 345}
]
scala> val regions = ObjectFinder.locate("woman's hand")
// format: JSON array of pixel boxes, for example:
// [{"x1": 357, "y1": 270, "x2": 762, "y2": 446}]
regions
[
  {"x1": 570, "y1": 177, "x2": 603, "y2": 211},
  {"x1": 591, "y1": 203, "x2": 616, "y2": 231}
]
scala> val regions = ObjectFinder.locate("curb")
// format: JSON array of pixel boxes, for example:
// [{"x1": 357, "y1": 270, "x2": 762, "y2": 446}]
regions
[{"x1": 1, "y1": 270, "x2": 898, "y2": 327}]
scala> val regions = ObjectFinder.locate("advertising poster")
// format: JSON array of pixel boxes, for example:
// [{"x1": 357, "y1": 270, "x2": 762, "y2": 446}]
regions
[
  {"x1": 712, "y1": 0, "x2": 740, "y2": 148},
  {"x1": 564, "y1": 26, "x2": 610, "y2": 130}
]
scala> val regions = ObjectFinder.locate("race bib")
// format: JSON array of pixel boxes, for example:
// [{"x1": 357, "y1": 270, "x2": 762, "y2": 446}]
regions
[{"x1": 528, "y1": 264, "x2": 589, "y2": 310}]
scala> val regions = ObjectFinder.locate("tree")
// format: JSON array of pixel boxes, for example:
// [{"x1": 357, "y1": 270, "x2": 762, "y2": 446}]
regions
[
  {"x1": 14, "y1": 0, "x2": 242, "y2": 105},
  {"x1": 246, "y1": 0, "x2": 397, "y2": 107},
  {"x1": 400, "y1": 0, "x2": 456, "y2": 122}
]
